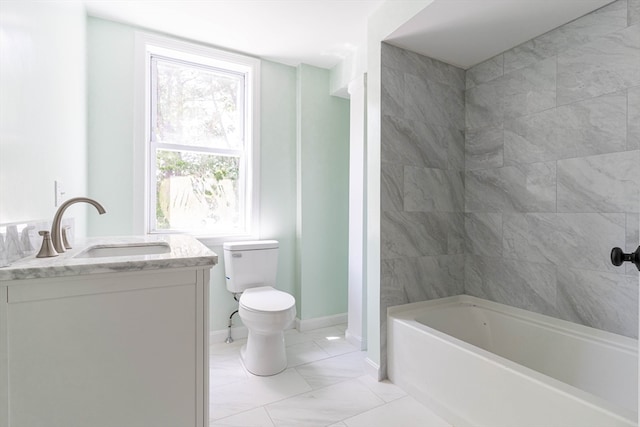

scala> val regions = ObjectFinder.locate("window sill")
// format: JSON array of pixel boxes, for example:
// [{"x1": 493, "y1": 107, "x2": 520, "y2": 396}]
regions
[{"x1": 148, "y1": 231, "x2": 260, "y2": 249}]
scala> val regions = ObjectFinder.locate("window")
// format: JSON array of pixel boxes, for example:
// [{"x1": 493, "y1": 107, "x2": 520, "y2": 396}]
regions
[{"x1": 137, "y1": 34, "x2": 260, "y2": 241}]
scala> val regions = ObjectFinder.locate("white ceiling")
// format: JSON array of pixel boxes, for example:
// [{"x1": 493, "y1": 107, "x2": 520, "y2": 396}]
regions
[
  {"x1": 84, "y1": 0, "x2": 616, "y2": 71},
  {"x1": 83, "y1": 0, "x2": 384, "y2": 69},
  {"x1": 388, "y1": 0, "x2": 616, "y2": 69}
]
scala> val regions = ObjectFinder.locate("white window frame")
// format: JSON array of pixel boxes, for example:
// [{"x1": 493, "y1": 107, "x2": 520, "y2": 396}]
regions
[{"x1": 134, "y1": 33, "x2": 260, "y2": 245}]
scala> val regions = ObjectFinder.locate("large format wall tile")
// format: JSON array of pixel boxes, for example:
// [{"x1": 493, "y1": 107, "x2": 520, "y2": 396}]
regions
[
  {"x1": 464, "y1": 213, "x2": 503, "y2": 257},
  {"x1": 628, "y1": 86, "x2": 640, "y2": 150},
  {"x1": 461, "y1": 0, "x2": 638, "y2": 339},
  {"x1": 502, "y1": 57, "x2": 557, "y2": 120},
  {"x1": 504, "y1": 0, "x2": 628, "y2": 73},
  {"x1": 557, "y1": 150, "x2": 640, "y2": 213},
  {"x1": 381, "y1": 114, "x2": 458, "y2": 170},
  {"x1": 556, "y1": 268, "x2": 638, "y2": 337},
  {"x1": 382, "y1": 255, "x2": 465, "y2": 302},
  {"x1": 465, "y1": 162, "x2": 556, "y2": 212},
  {"x1": 465, "y1": 79, "x2": 504, "y2": 129},
  {"x1": 382, "y1": 42, "x2": 465, "y2": 90},
  {"x1": 383, "y1": 214, "x2": 463, "y2": 265},
  {"x1": 381, "y1": 163, "x2": 403, "y2": 212},
  {"x1": 381, "y1": 65, "x2": 405, "y2": 118},
  {"x1": 404, "y1": 166, "x2": 464, "y2": 212},
  {"x1": 465, "y1": 127, "x2": 504, "y2": 170},
  {"x1": 405, "y1": 73, "x2": 465, "y2": 131},
  {"x1": 502, "y1": 213, "x2": 626, "y2": 272},
  {"x1": 381, "y1": 211, "x2": 450, "y2": 259},
  {"x1": 465, "y1": 255, "x2": 558, "y2": 316},
  {"x1": 557, "y1": 24, "x2": 640, "y2": 105},
  {"x1": 504, "y1": 92, "x2": 627, "y2": 164},
  {"x1": 631, "y1": 0, "x2": 640, "y2": 25},
  {"x1": 466, "y1": 54, "x2": 503, "y2": 89},
  {"x1": 626, "y1": 214, "x2": 639, "y2": 276}
]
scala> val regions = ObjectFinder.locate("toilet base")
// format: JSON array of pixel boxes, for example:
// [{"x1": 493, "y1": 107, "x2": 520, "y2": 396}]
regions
[{"x1": 241, "y1": 329, "x2": 287, "y2": 376}]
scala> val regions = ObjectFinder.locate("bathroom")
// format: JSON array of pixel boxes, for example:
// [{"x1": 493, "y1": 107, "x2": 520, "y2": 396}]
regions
[{"x1": 1, "y1": 0, "x2": 639, "y2": 426}]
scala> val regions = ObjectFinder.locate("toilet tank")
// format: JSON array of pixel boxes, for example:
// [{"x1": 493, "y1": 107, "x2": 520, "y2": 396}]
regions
[{"x1": 223, "y1": 240, "x2": 279, "y2": 293}]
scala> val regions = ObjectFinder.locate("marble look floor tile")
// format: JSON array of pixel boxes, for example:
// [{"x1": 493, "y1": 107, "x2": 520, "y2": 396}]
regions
[
  {"x1": 327, "y1": 423, "x2": 348, "y2": 427},
  {"x1": 265, "y1": 379, "x2": 385, "y2": 427},
  {"x1": 313, "y1": 335, "x2": 358, "y2": 357},
  {"x1": 343, "y1": 396, "x2": 452, "y2": 427},
  {"x1": 356, "y1": 375, "x2": 407, "y2": 403},
  {"x1": 209, "y1": 349, "x2": 249, "y2": 388},
  {"x1": 294, "y1": 351, "x2": 366, "y2": 389},
  {"x1": 211, "y1": 407, "x2": 275, "y2": 427},
  {"x1": 209, "y1": 368, "x2": 312, "y2": 420},
  {"x1": 285, "y1": 340, "x2": 331, "y2": 367},
  {"x1": 284, "y1": 326, "x2": 346, "y2": 347}
]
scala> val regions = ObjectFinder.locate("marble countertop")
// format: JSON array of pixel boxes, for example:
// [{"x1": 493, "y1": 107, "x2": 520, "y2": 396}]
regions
[{"x1": 0, "y1": 234, "x2": 218, "y2": 281}]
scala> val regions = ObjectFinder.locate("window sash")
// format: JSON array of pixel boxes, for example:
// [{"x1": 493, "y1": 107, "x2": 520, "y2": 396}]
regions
[
  {"x1": 149, "y1": 54, "x2": 247, "y2": 151},
  {"x1": 146, "y1": 48, "x2": 251, "y2": 236}
]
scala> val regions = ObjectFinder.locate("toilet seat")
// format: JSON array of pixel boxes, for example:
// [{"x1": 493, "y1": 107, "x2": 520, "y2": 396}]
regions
[{"x1": 239, "y1": 286, "x2": 295, "y2": 313}]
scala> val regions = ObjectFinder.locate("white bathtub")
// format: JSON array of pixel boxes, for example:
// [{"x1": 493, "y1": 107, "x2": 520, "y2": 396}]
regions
[{"x1": 387, "y1": 295, "x2": 638, "y2": 427}]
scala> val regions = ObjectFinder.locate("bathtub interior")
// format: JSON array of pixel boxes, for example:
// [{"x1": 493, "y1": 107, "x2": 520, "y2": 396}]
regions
[{"x1": 407, "y1": 297, "x2": 638, "y2": 414}]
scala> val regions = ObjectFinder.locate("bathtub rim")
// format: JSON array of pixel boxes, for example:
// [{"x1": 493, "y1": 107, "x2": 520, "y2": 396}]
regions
[{"x1": 387, "y1": 295, "x2": 638, "y2": 424}]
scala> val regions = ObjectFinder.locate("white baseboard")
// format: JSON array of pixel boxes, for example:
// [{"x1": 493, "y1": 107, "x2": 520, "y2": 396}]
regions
[
  {"x1": 295, "y1": 312, "x2": 347, "y2": 332},
  {"x1": 210, "y1": 312, "x2": 348, "y2": 344},
  {"x1": 364, "y1": 357, "x2": 383, "y2": 381},
  {"x1": 345, "y1": 329, "x2": 366, "y2": 350}
]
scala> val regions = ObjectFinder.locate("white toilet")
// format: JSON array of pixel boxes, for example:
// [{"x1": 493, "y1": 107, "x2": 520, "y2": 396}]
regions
[{"x1": 223, "y1": 240, "x2": 296, "y2": 376}]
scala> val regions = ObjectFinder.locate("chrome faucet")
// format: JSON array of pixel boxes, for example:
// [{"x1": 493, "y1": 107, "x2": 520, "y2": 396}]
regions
[{"x1": 51, "y1": 197, "x2": 106, "y2": 253}]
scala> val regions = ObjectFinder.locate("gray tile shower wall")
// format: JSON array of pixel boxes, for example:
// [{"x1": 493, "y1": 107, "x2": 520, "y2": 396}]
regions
[
  {"x1": 464, "y1": 0, "x2": 639, "y2": 337},
  {"x1": 380, "y1": 43, "x2": 466, "y2": 374},
  {"x1": 379, "y1": 0, "x2": 639, "y2": 378}
]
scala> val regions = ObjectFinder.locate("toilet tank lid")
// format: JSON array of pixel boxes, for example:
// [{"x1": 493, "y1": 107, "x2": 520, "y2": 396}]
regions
[{"x1": 223, "y1": 240, "x2": 279, "y2": 251}]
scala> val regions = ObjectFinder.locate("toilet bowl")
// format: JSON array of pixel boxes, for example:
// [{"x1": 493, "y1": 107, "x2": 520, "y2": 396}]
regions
[
  {"x1": 223, "y1": 240, "x2": 297, "y2": 376},
  {"x1": 238, "y1": 286, "x2": 296, "y2": 375}
]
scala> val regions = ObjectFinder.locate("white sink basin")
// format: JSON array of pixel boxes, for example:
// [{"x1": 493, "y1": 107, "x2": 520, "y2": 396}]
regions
[{"x1": 75, "y1": 242, "x2": 171, "y2": 258}]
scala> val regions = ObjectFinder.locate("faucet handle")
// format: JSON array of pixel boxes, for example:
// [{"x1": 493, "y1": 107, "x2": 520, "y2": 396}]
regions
[
  {"x1": 62, "y1": 226, "x2": 72, "y2": 250},
  {"x1": 36, "y1": 230, "x2": 58, "y2": 258}
]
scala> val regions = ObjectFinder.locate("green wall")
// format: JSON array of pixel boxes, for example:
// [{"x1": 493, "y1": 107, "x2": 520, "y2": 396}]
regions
[
  {"x1": 87, "y1": 18, "x2": 348, "y2": 331},
  {"x1": 297, "y1": 64, "x2": 350, "y2": 320}
]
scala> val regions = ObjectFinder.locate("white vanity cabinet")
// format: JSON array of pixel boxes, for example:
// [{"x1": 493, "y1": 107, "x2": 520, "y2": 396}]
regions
[{"x1": 0, "y1": 235, "x2": 216, "y2": 427}]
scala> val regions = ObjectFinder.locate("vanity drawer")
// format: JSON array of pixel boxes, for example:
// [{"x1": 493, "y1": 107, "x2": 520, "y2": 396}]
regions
[{"x1": 7, "y1": 268, "x2": 197, "y2": 303}]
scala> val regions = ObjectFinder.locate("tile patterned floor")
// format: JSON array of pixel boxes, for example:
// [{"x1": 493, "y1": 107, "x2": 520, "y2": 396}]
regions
[{"x1": 209, "y1": 325, "x2": 452, "y2": 427}]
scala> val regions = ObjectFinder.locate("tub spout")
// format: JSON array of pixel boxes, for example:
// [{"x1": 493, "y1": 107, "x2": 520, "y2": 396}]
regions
[{"x1": 51, "y1": 197, "x2": 106, "y2": 253}]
